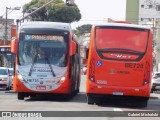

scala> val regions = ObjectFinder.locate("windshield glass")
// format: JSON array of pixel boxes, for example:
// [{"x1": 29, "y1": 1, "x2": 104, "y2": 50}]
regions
[
  {"x1": 0, "y1": 69, "x2": 7, "y2": 75},
  {"x1": 18, "y1": 34, "x2": 68, "y2": 67},
  {"x1": 9, "y1": 69, "x2": 13, "y2": 75},
  {"x1": 95, "y1": 27, "x2": 149, "y2": 53}
]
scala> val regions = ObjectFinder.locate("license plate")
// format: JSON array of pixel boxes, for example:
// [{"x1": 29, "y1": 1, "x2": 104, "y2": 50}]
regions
[
  {"x1": 113, "y1": 92, "x2": 123, "y2": 95},
  {"x1": 36, "y1": 86, "x2": 46, "y2": 90}
]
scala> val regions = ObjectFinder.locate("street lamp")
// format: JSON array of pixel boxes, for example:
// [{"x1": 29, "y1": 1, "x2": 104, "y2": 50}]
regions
[
  {"x1": 66, "y1": 0, "x2": 75, "y2": 5},
  {"x1": 4, "y1": 7, "x2": 20, "y2": 45}
]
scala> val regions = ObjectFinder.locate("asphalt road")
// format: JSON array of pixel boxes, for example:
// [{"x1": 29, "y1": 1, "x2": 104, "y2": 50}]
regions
[{"x1": 0, "y1": 75, "x2": 160, "y2": 119}]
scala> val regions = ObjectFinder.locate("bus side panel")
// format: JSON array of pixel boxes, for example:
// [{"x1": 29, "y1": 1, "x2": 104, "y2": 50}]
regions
[
  {"x1": 147, "y1": 30, "x2": 153, "y2": 92},
  {"x1": 86, "y1": 26, "x2": 95, "y2": 93}
]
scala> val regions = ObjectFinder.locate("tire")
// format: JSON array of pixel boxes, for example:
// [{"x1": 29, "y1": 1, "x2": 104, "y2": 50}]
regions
[
  {"x1": 63, "y1": 93, "x2": 72, "y2": 101},
  {"x1": 18, "y1": 92, "x2": 25, "y2": 100},
  {"x1": 140, "y1": 100, "x2": 148, "y2": 107},
  {"x1": 87, "y1": 95, "x2": 94, "y2": 105},
  {"x1": 95, "y1": 97, "x2": 103, "y2": 105},
  {"x1": 135, "y1": 99, "x2": 148, "y2": 107},
  {"x1": 131, "y1": 98, "x2": 148, "y2": 107}
]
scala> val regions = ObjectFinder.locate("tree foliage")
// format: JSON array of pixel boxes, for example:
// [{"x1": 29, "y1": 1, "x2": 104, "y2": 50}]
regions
[
  {"x1": 23, "y1": 0, "x2": 81, "y2": 23},
  {"x1": 73, "y1": 24, "x2": 92, "y2": 37}
]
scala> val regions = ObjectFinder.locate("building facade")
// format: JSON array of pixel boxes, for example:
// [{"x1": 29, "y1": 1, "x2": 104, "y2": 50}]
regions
[
  {"x1": 126, "y1": 0, "x2": 160, "y2": 72},
  {"x1": 0, "y1": 18, "x2": 14, "y2": 42}
]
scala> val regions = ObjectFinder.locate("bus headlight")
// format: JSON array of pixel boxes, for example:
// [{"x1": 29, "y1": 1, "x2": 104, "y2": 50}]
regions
[
  {"x1": 18, "y1": 74, "x2": 24, "y2": 81},
  {"x1": 61, "y1": 77, "x2": 66, "y2": 81},
  {"x1": 57, "y1": 77, "x2": 66, "y2": 84},
  {"x1": 60, "y1": 77, "x2": 66, "y2": 83}
]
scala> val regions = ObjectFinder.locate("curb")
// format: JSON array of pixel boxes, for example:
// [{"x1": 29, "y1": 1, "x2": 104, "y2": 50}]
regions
[{"x1": 5, "y1": 90, "x2": 16, "y2": 93}]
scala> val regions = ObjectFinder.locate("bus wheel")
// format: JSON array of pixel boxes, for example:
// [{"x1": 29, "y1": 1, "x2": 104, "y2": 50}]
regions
[
  {"x1": 138, "y1": 99, "x2": 148, "y2": 107},
  {"x1": 87, "y1": 95, "x2": 94, "y2": 105},
  {"x1": 63, "y1": 93, "x2": 72, "y2": 101},
  {"x1": 95, "y1": 97, "x2": 103, "y2": 105},
  {"x1": 131, "y1": 98, "x2": 148, "y2": 107},
  {"x1": 18, "y1": 92, "x2": 25, "y2": 100}
]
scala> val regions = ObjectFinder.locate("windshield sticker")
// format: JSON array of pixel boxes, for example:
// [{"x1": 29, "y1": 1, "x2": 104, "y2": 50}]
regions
[
  {"x1": 17, "y1": 64, "x2": 67, "y2": 91},
  {"x1": 97, "y1": 60, "x2": 102, "y2": 66}
]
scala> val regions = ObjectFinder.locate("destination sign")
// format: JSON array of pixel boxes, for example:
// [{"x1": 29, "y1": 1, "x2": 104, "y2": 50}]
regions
[{"x1": 25, "y1": 35, "x2": 63, "y2": 41}]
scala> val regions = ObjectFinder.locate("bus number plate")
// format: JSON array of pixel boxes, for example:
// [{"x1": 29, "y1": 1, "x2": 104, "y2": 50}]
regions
[
  {"x1": 36, "y1": 86, "x2": 46, "y2": 90},
  {"x1": 112, "y1": 92, "x2": 123, "y2": 96}
]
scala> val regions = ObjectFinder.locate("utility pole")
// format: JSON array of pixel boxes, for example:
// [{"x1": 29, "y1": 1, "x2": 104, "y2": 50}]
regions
[
  {"x1": 4, "y1": 7, "x2": 8, "y2": 45},
  {"x1": 4, "y1": 7, "x2": 20, "y2": 45}
]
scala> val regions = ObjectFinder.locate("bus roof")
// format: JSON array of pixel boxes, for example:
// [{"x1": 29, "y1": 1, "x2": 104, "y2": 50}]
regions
[
  {"x1": 19, "y1": 21, "x2": 71, "y2": 33},
  {"x1": 93, "y1": 22, "x2": 151, "y2": 30}
]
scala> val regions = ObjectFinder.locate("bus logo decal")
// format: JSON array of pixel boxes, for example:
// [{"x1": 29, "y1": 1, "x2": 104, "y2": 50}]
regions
[
  {"x1": 40, "y1": 81, "x2": 44, "y2": 84},
  {"x1": 97, "y1": 60, "x2": 102, "y2": 66},
  {"x1": 110, "y1": 69, "x2": 116, "y2": 74}
]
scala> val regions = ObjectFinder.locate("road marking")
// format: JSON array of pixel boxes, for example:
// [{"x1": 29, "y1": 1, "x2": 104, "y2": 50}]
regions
[{"x1": 113, "y1": 108, "x2": 123, "y2": 111}]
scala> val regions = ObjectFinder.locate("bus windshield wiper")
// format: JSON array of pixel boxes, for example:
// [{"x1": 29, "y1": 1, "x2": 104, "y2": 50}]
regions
[
  {"x1": 45, "y1": 57, "x2": 56, "y2": 77},
  {"x1": 28, "y1": 53, "x2": 38, "y2": 76}
]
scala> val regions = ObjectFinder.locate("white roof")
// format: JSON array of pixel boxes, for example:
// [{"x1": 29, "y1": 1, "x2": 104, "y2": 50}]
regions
[
  {"x1": 93, "y1": 22, "x2": 151, "y2": 30},
  {"x1": 0, "y1": 67, "x2": 8, "y2": 69}
]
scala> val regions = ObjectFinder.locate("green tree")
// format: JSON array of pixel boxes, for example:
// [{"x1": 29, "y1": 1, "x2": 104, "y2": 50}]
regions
[
  {"x1": 73, "y1": 24, "x2": 92, "y2": 37},
  {"x1": 23, "y1": 0, "x2": 81, "y2": 23}
]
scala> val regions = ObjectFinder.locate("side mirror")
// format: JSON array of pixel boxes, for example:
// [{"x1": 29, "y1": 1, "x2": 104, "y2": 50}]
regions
[
  {"x1": 11, "y1": 38, "x2": 18, "y2": 55},
  {"x1": 70, "y1": 41, "x2": 76, "y2": 56}
]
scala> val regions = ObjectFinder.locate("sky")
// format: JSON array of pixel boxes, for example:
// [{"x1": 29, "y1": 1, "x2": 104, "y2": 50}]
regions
[{"x1": 0, "y1": 0, "x2": 126, "y2": 28}]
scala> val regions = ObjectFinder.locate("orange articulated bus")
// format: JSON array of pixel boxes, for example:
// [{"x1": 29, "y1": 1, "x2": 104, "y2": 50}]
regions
[
  {"x1": 86, "y1": 23, "x2": 152, "y2": 107},
  {"x1": 11, "y1": 22, "x2": 81, "y2": 100}
]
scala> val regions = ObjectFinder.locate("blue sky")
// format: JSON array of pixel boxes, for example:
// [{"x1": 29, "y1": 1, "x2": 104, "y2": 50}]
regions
[{"x1": 0, "y1": 0, "x2": 126, "y2": 28}]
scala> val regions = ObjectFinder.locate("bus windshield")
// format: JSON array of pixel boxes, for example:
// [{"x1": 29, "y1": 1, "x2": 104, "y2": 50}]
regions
[
  {"x1": 95, "y1": 27, "x2": 149, "y2": 53},
  {"x1": 18, "y1": 34, "x2": 68, "y2": 67}
]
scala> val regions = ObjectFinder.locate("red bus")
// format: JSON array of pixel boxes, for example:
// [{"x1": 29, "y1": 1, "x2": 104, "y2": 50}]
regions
[
  {"x1": 0, "y1": 45, "x2": 14, "y2": 68},
  {"x1": 11, "y1": 21, "x2": 81, "y2": 100},
  {"x1": 86, "y1": 23, "x2": 152, "y2": 107}
]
